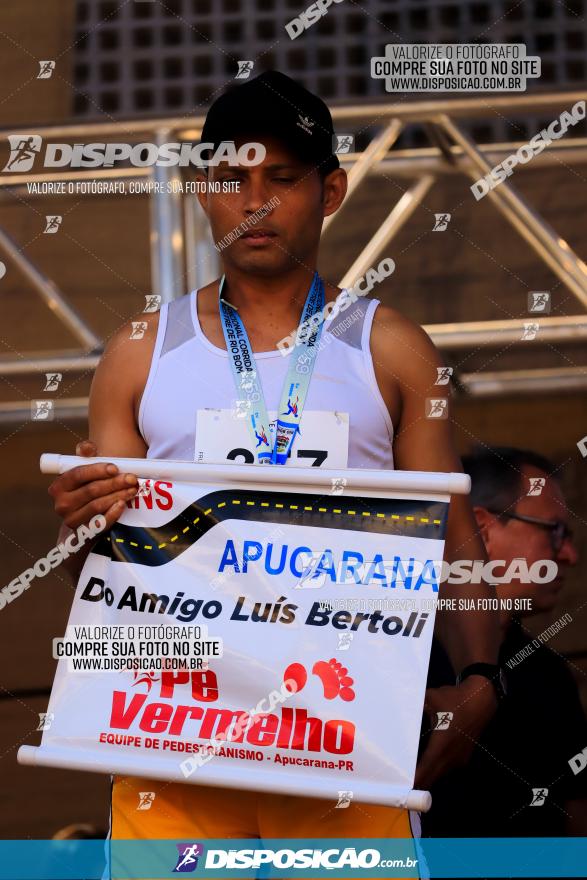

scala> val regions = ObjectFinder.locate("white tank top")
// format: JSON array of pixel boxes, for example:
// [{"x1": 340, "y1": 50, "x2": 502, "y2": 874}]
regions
[{"x1": 138, "y1": 288, "x2": 395, "y2": 470}]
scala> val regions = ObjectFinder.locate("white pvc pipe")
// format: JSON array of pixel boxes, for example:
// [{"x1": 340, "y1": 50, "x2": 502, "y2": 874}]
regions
[
  {"x1": 17, "y1": 744, "x2": 432, "y2": 812},
  {"x1": 40, "y1": 453, "x2": 470, "y2": 497}
]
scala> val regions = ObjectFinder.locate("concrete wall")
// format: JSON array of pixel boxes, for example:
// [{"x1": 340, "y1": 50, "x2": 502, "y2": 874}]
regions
[{"x1": 0, "y1": 0, "x2": 75, "y2": 127}]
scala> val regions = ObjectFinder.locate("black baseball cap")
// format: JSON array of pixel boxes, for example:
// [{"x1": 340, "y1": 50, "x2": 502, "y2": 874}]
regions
[{"x1": 200, "y1": 70, "x2": 340, "y2": 175}]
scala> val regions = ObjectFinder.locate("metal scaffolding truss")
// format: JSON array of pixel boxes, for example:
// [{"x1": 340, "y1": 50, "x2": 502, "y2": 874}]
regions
[{"x1": 0, "y1": 90, "x2": 586, "y2": 423}]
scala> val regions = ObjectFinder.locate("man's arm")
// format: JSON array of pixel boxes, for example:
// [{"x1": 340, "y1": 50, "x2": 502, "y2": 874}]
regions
[
  {"x1": 49, "y1": 314, "x2": 157, "y2": 583},
  {"x1": 370, "y1": 304, "x2": 500, "y2": 785}
]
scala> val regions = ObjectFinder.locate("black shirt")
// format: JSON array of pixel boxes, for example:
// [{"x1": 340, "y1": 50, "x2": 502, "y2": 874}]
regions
[{"x1": 422, "y1": 619, "x2": 587, "y2": 837}]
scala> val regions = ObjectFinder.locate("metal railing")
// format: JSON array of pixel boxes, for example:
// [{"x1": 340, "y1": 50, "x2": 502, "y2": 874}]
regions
[{"x1": 0, "y1": 90, "x2": 586, "y2": 423}]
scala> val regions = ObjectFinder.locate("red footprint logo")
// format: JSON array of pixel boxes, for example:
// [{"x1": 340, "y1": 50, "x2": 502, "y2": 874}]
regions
[
  {"x1": 312, "y1": 659, "x2": 356, "y2": 702},
  {"x1": 283, "y1": 659, "x2": 355, "y2": 702},
  {"x1": 283, "y1": 662, "x2": 307, "y2": 694}
]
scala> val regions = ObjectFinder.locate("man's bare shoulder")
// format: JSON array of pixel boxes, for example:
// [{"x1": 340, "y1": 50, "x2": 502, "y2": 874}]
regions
[
  {"x1": 87, "y1": 309, "x2": 163, "y2": 452},
  {"x1": 372, "y1": 304, "x2": 438, "y2": 358},
  {"x1": 96, "y1": 308, "x2": 160, "y2": 374},
  {"x1": 370, "y1": 302, "x2": 444, "y2": 388},
  {"x1": 90, "y1": 306, "x2": 165, "y2": 415},
  {"x1": 371, "y1": 302, "x2": 433, "y2": 345}
]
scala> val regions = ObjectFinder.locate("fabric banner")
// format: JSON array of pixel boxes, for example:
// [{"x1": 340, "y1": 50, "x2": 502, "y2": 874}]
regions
[{"x1": 19, "y1": 458, "x2": 456, "y2": 810}]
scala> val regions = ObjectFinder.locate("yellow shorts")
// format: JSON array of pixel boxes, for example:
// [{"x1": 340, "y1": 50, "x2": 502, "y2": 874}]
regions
[{"x1": 109, "y1": 775, "x2": 421, "y2": 880}]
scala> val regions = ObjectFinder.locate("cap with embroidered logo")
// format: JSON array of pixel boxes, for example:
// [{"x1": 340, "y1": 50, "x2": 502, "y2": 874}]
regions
[{"x1": 200, "y1": 70, "x2": 340, "y2": 175}]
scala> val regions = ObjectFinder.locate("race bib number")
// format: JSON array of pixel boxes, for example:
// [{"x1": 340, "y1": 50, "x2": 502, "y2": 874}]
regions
[{"x1": 195, "y1": 409, "x2": 349, "y2": 468}]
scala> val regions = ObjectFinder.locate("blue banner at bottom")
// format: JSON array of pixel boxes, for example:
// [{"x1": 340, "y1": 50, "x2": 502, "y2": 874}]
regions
[{"x1": 0, "y1": 838, "x2": 585, "y2": 879}]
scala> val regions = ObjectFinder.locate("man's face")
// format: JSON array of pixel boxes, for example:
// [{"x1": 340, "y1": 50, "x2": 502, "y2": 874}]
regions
[
  {"x1": 481, "y1": 465, "x2": 578, "y2": 614},
  {"x1": 196, "y1": 135, "x2": 346, "y2": 276}
]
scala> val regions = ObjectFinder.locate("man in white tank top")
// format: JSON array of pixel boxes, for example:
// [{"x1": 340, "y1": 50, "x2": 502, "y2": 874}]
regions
[{"x1": 49, "y1": 71, "x2": 500, "y2": 871}]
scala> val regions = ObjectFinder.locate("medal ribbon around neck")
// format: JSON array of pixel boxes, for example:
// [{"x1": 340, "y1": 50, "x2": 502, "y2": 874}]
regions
[{"x1": 218, "y1": 271, "x2": 326, "y2": 464}]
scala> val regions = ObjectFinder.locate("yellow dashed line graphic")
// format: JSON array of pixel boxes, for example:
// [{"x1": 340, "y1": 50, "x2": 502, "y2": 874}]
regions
[{"x1": 111, "y1": 497, "x2": 442, "y2": 551}]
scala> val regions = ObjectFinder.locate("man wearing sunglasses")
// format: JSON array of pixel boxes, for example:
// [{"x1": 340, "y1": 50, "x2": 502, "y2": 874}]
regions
[{"x1": 424, "y1": 445, "x2": 586, "y2": 838}]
